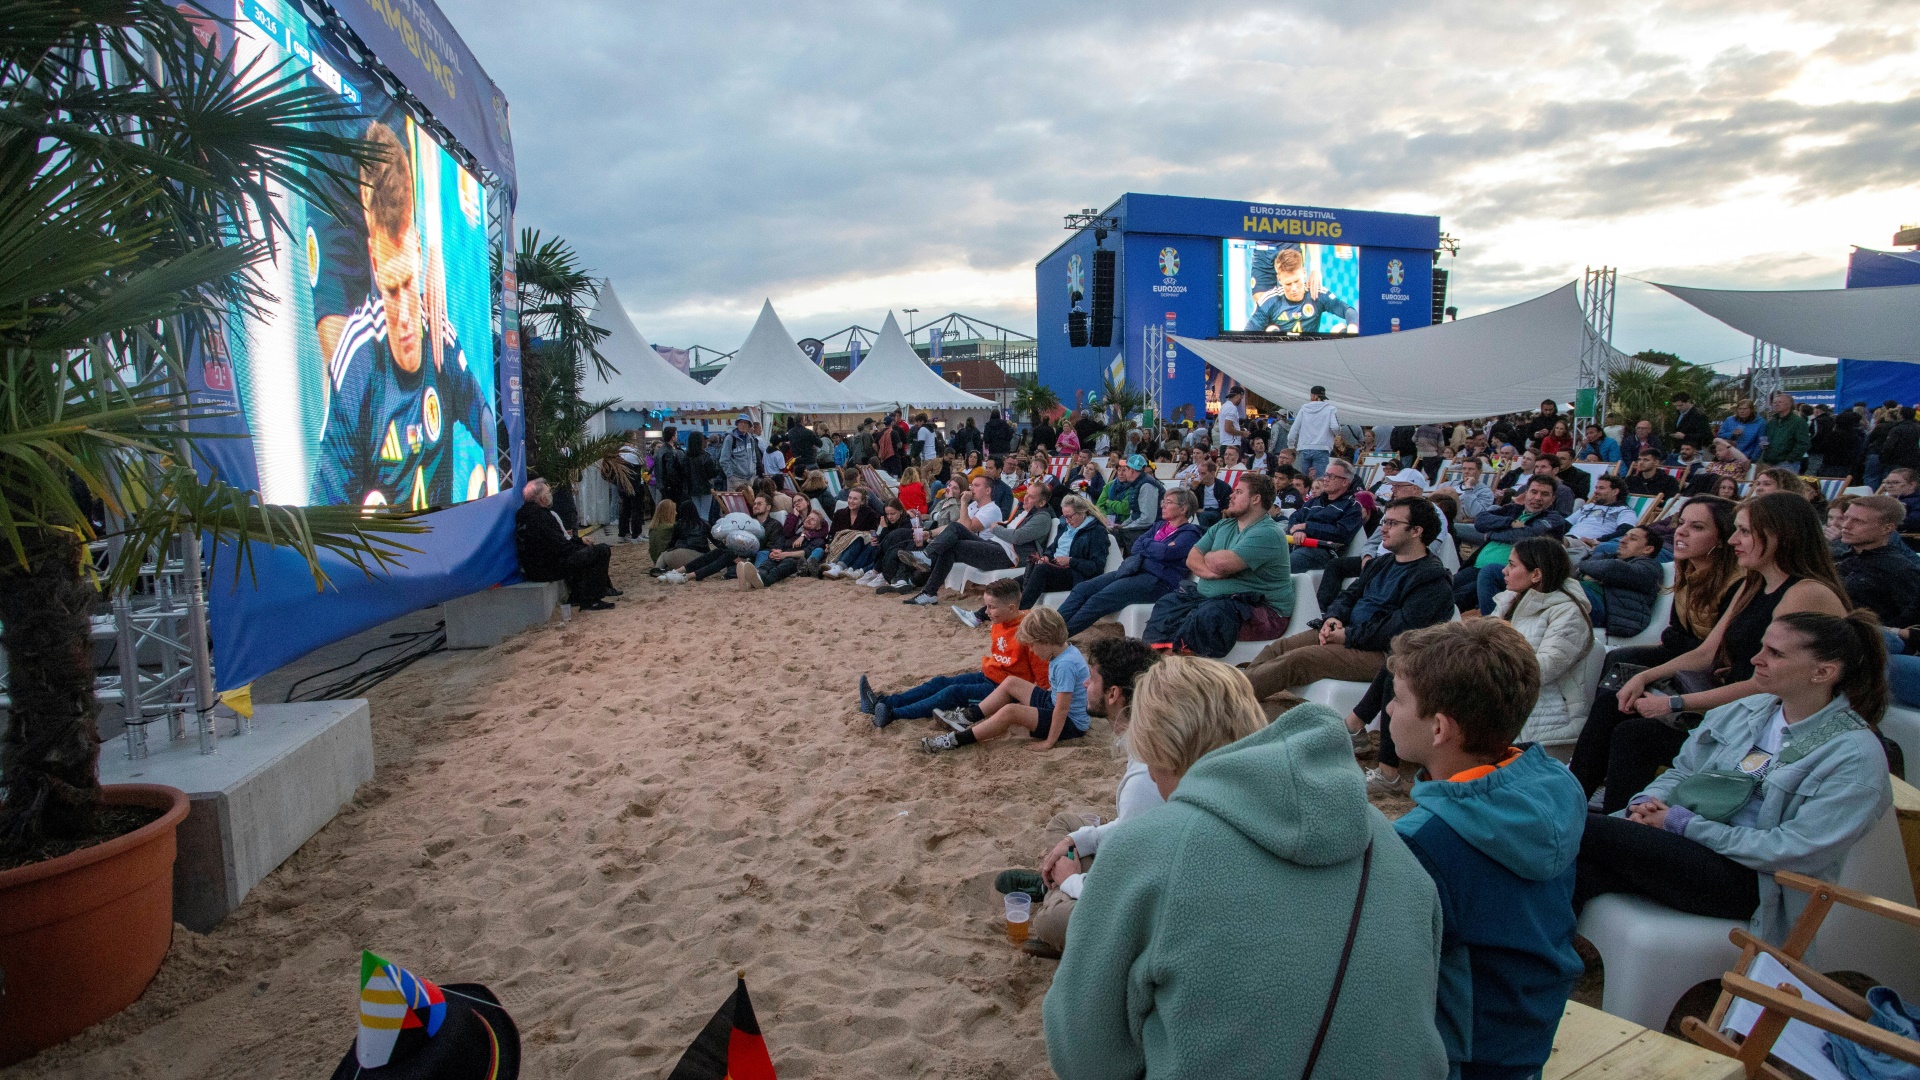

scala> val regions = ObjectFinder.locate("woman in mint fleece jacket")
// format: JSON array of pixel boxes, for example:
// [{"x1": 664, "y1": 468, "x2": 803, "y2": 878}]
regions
[{"x1": 1043, "y1": 697, "x2": 1447, "y2": 1080}]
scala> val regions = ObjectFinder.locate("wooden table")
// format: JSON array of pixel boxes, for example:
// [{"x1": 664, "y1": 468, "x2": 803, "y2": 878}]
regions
[{"x1": 1546, "y1": 1001, "x2": 1743, "y2": 1080}]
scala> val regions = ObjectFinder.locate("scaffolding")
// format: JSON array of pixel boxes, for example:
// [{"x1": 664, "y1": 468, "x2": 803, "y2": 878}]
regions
[
  {"x1": 1577, "y1": 266, "x2": 1618, "y2": 438},
  {"x1": 1142, "y1": 323, "x2": 1167, "y2": 425},
  {"x1": 1749, "y1": 337, "x2": 1784, "y2": 404}
]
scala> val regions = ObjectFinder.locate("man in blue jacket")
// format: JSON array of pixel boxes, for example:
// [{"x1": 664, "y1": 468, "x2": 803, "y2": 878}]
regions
[
  {"x1": 1285, "y1": 457, "x2": 1364, "y2": 571},
  {"x1": 1386, "y1": 619, "x2": 1586, "y2": 1080}
]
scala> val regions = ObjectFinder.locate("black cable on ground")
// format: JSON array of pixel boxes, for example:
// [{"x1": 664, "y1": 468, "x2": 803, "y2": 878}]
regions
[{"x1": 284, "y1": 622, "x2": 447, "y2": 703}]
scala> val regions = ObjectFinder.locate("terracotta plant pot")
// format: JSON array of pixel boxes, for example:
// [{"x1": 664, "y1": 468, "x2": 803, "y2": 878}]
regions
[{"x1": 0, "y1": 783, "x2": 189, "y2": 1066}]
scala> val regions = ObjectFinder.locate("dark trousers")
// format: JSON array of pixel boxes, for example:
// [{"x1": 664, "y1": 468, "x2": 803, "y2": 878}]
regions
[
  {"x1": 617, "y1": 485, "x2": 649, "y2": 538},
  {"x1": 686, "y1": 547, "x2": 738, "y2": 580},
  {"x1": 1353, "y1": 666, "x2": 1400, "y2": 767},
  {"x1": 877, "y1": 528, "x2": 917, "y2": 582},
  {"x1": 1020, "y1": 562, "x2": 1082, "y2": 610},
  {"x1": 1316, "y1": 554, "x2": 1366, "y2": 609},
  {"x1": 920, "y1": 525, "x2": 1012, "y2": 596},
  {"x1": 530, "y1": 543, "x2": 613, "y2": 604},
  {"x1": 881, "y1": 672, "x2": 996, "y2": 720},
  {"x1": 1567, "y1": 645, "x2": 1689, "y2": 812},
  {"x1": 1059, "y1": 570, "x2": 1175, "y2": 635},
  {"x1": 1144, "y1": 585, "x2": 1254, "y2": 658},
  {"x1": 1574, "y1": 812, "x2": 1759, "y2": 920},
  {"x1": 1452, "y1": 562, "x2": 1506, "y2": 615},
  {"x1": 760, "y1": 555, "x2": 805, "y2": 586},
  {"x1": 1289, "y1": 544, "x2": 1340, "y2": 572}
]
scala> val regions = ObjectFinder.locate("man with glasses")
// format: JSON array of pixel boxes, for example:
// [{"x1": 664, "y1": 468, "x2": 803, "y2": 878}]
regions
[
  {"x1": 1285, "y1": 458, "x2": 1364, "y2": 571},
  {"x1": 1243, "y1": 496, "x2": 1454, "y2": 703}
]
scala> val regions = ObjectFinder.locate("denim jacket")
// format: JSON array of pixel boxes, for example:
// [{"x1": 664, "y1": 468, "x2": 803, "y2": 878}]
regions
[{"x1": 1631, "y1": 693, "x2": 1892, "y2": 943}]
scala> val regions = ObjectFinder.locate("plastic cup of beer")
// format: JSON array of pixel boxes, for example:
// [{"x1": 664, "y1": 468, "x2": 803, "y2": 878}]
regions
[{"x1": 1004, "y1": 892, "x2": 1032, "y2": 944}]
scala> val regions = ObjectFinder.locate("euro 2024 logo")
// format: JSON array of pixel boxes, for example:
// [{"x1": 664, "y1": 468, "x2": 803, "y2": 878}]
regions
[
  {"x1": 1387, "y1": 259, "x2": 1405, "y2": 288},
  {"x1": 1159, "y1": 247, "x2": 1180, "y2": 279},
  {"x1": 1068, "y1": 254, "x2": 1084, "y2": 297}
]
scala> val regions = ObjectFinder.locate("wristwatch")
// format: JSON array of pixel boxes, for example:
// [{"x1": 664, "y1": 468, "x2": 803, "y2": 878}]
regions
[{"x1": 1667, "y1": 695, "x2": 1687, "y2": 715}]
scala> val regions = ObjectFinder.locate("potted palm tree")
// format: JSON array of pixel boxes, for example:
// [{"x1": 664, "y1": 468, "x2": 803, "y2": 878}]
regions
[
  {"x1": 1, "y1": 3, "x2": 421, "y2": 1063},
  {"x1": 511, "y1": 233, "x2": 622, "y2": 528}
]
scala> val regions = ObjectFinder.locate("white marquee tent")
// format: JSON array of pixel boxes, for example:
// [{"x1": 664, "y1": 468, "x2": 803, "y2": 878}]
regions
[
  {"x1": 838, "y1": 311, "x2": 997, "y2": 411},
  {"x1": 581, "y1": 281, "x2": 730, "y2": 411},
  {"x1": 703, "y1": 300, "x2": 883, "y2": 413},
  {"x1": 1650, "y1": 281, "x2": 1920, "y2": 363},
  {"x1": 1173, "y1": 283, "x2": 1629, "y2": 426}
]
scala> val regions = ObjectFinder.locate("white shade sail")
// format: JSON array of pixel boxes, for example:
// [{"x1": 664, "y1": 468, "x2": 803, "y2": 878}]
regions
[
  {"x1": 1173, "y1": 283, "x2": 1622, "y2": 425},
  {"x1": 703, "y1": 300, "x2": 883, "y2": 412},
  {"x1": 1650, "y1": 280, "x2": 1920, "y2": 363},
  {"x1": 581, "y1": 281, "x2": 730, "y2": 410},
  {"x1": 838, "y1": 311, "x2": 997, "y2": 410}
]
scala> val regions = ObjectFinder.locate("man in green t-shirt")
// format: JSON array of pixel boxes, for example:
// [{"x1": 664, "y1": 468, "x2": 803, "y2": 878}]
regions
[{"x1": 1142, "y1": 472, "x2": 1293, "y2": 657}]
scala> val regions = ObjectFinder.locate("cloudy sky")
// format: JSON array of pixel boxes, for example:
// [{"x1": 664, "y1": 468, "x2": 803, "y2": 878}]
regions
[{"x1": 443, "y1": 0, "x2": 1920, "y2": 370}]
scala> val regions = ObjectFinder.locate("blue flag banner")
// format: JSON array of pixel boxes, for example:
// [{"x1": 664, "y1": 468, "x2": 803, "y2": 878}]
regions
[{"x1": 329, "y1": 0, "x2": 517, "y2": 195}]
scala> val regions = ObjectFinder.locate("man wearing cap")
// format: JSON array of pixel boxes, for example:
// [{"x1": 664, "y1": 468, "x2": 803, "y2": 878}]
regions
[
  {"x1": 1288, "y1": 384, "x2": 1339, "y2": 480},
  {"x1": 716, "y1": 413, "x2": 761, "y2": 489},
  {"x1": 1107, "y1": 454, "x2": 1165, "y2": 550},
  {"x1": 1317, "y1": 471, "x2": 1449, "y2": 609},
  {"x1": 1285, "y1": 457, "x2": 1364, "y2": 572}
]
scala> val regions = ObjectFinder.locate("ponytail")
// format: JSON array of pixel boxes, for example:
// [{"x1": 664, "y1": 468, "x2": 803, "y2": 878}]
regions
[{"x1": 1775, "y1": 610, "x2": 1889, "y2": 725}]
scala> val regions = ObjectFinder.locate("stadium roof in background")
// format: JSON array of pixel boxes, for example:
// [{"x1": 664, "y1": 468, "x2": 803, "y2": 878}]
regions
[{"x1": 838, "y1": 312, "x2": 997, "y2": 411}]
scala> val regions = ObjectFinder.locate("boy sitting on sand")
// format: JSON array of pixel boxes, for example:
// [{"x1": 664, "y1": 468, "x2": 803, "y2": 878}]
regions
[
  {"x1": 860, "y1": 578, "x2": 1047, "y2": 728},
  {"x1": 921, "y1": 607, "x2": 1089, "y2": 754},
  {"x1": 1385, "y1": 620, "x2": 1586, "y2": 1080}
]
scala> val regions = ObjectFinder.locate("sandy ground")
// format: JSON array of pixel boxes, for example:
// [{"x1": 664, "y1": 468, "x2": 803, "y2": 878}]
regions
[{"x1": 10, "y1": 544, "x2": 1437, "y2": 1079}]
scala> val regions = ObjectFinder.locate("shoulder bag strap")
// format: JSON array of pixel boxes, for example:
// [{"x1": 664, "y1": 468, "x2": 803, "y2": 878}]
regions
[{"x1": 1301, "y1": 839, "x2": 1374, "y2": 1080}]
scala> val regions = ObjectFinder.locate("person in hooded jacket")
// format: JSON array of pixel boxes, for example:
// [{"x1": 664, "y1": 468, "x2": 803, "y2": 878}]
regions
[
  {"x1": 1386, "y1": 620, "x2": 1587, "y2": 1080},
  {"x1": 1288, "y1": 384, "x2": 1342, "y2": 481},
  {"x1": 1043, "y1": 657, "x2": 1447, "y2": 1080}
]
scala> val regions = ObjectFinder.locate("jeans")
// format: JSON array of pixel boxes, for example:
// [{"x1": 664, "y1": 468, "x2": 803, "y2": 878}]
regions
[
  {"x1": 1058, "y1": 570, "x2": 1175, "y2": 635},
  {"x1": 1297, "y1": 449, "x2": 1331, "y2": 479},
  {"x1": 1866, "y1": 453, "x2": 1887, "y2": 491},
  {"x1": 1316, "y1": 555, "x2": 1366, "y2": 609},
  {"x1": 1581, "y1": 580, "x2": 1607, "y2": 628},
  {"x1": 1886, "y1": 634, "x2": 1920, "y2": 709},
  {"x1": 1574, "y1": 812, "x2": 1759, "y2": 920},
  {"x1": 1451, "y1": 563, "x2": 1506, "y2": 615},
  {"x1": 1290, "y1": 544, "x2": 1341, "y2": 572},
  {"x1": 840, "y1": 538, "x2": 879, "y2": 571},
  {"x1": 881, "y1": 671, "x2": 996, "y2": 720},
  {"x1": 691, "y1": 493, "x2": 715, "y2": 522}
]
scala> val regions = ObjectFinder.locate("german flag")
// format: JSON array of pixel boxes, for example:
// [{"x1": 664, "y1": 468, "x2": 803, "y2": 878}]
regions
[{"x1": 667, "y1": 975, "x2": 776, "y2": 1080}]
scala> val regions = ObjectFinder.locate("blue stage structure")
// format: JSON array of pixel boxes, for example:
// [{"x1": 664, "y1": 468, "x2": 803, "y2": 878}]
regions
[
  {"x1": 1036, "y1": 194, "x2": 1441, "y2": 423},
  {"x1": 185, "y1": 0, "x2": 523, "y2": 692},
  {"x1": 1836, "y1": 248, "x2": 1920, "y2": 410}
]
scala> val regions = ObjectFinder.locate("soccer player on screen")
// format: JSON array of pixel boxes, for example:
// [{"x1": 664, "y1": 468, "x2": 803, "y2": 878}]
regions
[
  {"x1": 1244, "y1": 247, "x2": 1357, "y2": 334},
  {"x1": 312, "y1": 121, "x2": 497, "y2": 510}
]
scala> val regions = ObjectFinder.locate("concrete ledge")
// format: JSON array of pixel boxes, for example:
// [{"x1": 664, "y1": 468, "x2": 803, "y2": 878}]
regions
[
  {"x1": 101, "y1": 700, "x2": 373, "y2": 931},
  {"x1": 443, "y1": 581, "x2": 561, "y2": 649}
]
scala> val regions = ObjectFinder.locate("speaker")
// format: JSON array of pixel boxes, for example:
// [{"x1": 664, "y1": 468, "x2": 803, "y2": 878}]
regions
[
  {"x1": 1088, "y1": 249, "x2": 1116, "y2": 348},
  {"x1": 1067, "y1": 308, "x2": 1088, "y2": 348},
  {"x1": 1430, "y1": 267, "x2": 1450, "y2": 325}
]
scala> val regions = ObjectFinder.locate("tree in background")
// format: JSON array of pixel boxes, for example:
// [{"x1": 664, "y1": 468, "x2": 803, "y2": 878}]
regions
[
  {"x1": 1011, "y1": 373, "x2": 1060, "y2": 429},
  {"x1": 512, "y1": 230, "x2": 624, "y2": 527},
  {"x1": 1096, "y1": 371, "x2": 1147, "y2": 449},
  {"x1": 0, "y1": 1, "x2": 421, "y2": 854},
  {"x1": 1607, "y1": 353, "x2": 1730, "y2": 432}
]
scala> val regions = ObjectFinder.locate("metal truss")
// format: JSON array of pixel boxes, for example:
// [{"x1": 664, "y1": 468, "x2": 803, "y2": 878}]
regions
[{"x1": 1577, "y1": 266, "x2": 1618, "y2": 438}]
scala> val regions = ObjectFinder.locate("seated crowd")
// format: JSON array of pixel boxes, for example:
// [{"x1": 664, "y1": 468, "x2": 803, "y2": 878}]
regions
[{"x1": 521, "y1": 391, "x2": 1915, "y2": 1076}]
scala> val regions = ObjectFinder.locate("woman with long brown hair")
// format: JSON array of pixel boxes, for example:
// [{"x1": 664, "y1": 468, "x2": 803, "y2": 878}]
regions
[{"x1": 1581, "y1": 493, "x2": 1848, "y2": 811}]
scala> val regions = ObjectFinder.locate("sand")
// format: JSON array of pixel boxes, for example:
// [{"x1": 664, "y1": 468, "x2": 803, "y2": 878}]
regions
[{"x1": 9, "y1": 545, "x2": 1423, "y2": 1078}]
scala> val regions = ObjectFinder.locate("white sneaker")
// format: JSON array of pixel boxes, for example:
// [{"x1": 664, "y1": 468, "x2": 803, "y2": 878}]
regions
[
  {"x1": 822, "y1": 564, "x2": 845, "y2": 578},
  {"x1": 951, "y1": 605, "x2": 981, "y2": 628},
  {"x1": 661, "y1": 570, "x2": 689, "y2": 584},
  {"x1": 1363, "y1": 768, "x2": 1408, "y2": 797},
  {"x1": 861, "y1": 571, "x2": 885, "y2": 587}
]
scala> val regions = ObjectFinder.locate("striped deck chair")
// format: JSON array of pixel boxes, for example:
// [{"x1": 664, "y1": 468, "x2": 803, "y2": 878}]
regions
[
  {"x1": 859, "y1": 465, "x2": 895, "y2": 496},
  {"x1": 1654, "y1": 495, "x2": 1691, "y2": 522},
  {"x1": 1152, "y1": 462, "x2": 1178, "y2": 481},
  {"x1": 1048, "y1": 455, "x2": 1073, "y2": 480},
  {"x1": 823, "y1": 471, "x2": 844, "y2": 499},
  {"x1": 1737, "y1": 482, "x2": 1753, "y2": 497},
  {"x1": 1221, "y1": 467, "x2": 1248, "y2": 489},
  {"x1": 715, "y1": 491, "x2": 751, "y2": 517},
  {"x1": 1626, "y1": 494, "x2": 1658, "y2": 523},
  {"x1": 1815, "y1": 477, "x2": 1848, "y2": 500}
]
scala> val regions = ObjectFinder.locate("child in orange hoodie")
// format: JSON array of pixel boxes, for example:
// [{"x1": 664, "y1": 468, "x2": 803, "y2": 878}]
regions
[{"x1": 860, "y1": 578, "x2": 1048, "y2": 728}]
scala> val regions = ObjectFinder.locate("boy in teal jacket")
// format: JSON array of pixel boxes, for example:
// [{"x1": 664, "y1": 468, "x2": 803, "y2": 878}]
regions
[{"x1": 1386, "y1": 621, "x2": 1587, "y2": 1080}]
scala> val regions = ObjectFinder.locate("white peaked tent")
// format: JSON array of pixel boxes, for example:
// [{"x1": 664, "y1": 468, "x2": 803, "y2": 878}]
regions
[
  {"x1": 703, "y1": 300, "x2": 882, "y2": 412},
  {"x1": 1650, "y1": 281, "x2": 1920, "y2": 363},
  {"x1": 839, "y1": 311, "x2": 996, "y2": 411},
  {"x1": 581, "y1": 281, "x2": 729, "y2": 410},
  {"x1": 1173, "y1": 283, "x2": 1629, "y2": 426}
]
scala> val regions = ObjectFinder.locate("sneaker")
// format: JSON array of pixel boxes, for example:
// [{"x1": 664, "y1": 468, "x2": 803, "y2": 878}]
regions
[
  {"x1": 858, "y1": 571, "x2": 885, "y2": 587},
  {"x1": 606, "y1": 587, "x2": 624, "y2": 597},
  {"x1": 951, "y1": 605, "x2": 980, "y2": 628},
  {"x1": 859, "y1": 675, "x2": 877, "y2": 715},
  {"x1": 921, "y1": 731, "x2": 958, "y2": 753},
  {"x1": 1021, "y1": 939, "x2": 1063, "y2": 960},
  {"x1": 874, "y1": 582, "x2": 901, "y2": 595},
  {"x1": 1348, "y1": 724, "x2": 1371, "y2": 754},
  {"x1": 736, "y1": 561, "x2": 760, "y2": 590},
  {"x1": 822, "y1": 564, "x2": 844, "y2": 579},
  {"x1": 580, "y1": 599, "x2": 616, "y2": 611},
  {"x1": 905, "y1": 592, "x2": 938, "y2": 606},
  {"x1": 932, "y1": 707, "x2": 973, "y2": 733},
  {"x1": 1363, "y1": 767, "x2": 1408, "y2": 797},
  {"x1": 871, "y1": 701, "x2": 894, "y2": 729},
  {"x1": 660, "y1": 570, "x2": 689, "y2": 584},
  {"x1": 906, "y1": 550, "x2": 932, "y2": 569},
  {"x1": 994, "y1": 869, "x2": 1046, "y2": 903}
]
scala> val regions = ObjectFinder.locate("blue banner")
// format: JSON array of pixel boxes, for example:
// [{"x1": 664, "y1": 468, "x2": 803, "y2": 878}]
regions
[
  {"x1": 1835, "y1": 248, "x2": 1920, "y2": 409},
  {"x1": 1113, "y1": 193, "x2": 1439, "y2": 251},
  {"x1": 328, "y1": 0, "x2": 517, "y2": 195}
]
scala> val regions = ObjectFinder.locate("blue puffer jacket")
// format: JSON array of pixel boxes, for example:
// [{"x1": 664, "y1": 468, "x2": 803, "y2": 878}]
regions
[
  {"x1": 1126, "y1": 519, "x2": 1205, "y2": 590},
  {"x1": 1577, "y1": 551, "x2": 1663, "y2": 637}
]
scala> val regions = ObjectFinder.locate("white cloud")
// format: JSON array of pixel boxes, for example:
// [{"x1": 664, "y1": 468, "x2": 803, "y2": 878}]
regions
[{"x1": 443, "y1": 0, "x2": 1920, "y2": 367}]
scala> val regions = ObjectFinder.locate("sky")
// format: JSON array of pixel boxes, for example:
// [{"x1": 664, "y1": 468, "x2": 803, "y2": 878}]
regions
[{"x1": 442, "y1": 0, "x2": 1920, "y2": 371}]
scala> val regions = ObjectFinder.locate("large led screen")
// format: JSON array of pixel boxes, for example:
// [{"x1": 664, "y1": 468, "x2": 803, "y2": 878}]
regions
[
  {"x1": 212, "y1": 0, "x2": 499, "y2": 510},
  {"x1": 1221, "y1": 239, "x2": 1360, "y2": 335}
]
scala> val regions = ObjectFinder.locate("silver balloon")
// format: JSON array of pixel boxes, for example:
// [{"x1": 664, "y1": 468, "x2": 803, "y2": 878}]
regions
[{"x1": 723, "y1": 531, "x2": 762, "y2": 556}]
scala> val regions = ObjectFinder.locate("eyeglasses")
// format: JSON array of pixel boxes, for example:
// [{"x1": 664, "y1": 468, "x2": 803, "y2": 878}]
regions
[{"x1": 1380, "y1": 516, "x2": 1412, "y2": 530}]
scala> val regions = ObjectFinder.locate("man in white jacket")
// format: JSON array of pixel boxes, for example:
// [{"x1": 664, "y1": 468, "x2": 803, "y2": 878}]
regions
[
  {"x1": 1288, "y1": 385, "x2": 1340, "y2": 480},
  {"x1": 995, "y1": 638, "x2": 1163, "y2": 957}
]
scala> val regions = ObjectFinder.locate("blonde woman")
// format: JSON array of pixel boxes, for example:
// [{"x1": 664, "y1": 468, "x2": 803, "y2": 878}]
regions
[{"x1": 1042, "y1": 659, "x2": 1447, "y2": 1078}]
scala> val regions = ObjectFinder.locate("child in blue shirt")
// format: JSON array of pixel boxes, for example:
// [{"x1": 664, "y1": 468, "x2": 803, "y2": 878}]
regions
[
  {"x1": 1385, "y1": 620, "x2": 1587, "y2": 1080},
  {"x1": 922, "y1": 607, "x2": 1090, "y2": 753}
]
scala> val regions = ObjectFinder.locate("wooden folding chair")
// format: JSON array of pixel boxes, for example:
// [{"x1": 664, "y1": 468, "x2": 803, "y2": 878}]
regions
[
  {"x1": 1682, "y1": 871, "x2": 1920, "y2": 1078},
  {"x1": 714, "y1": 491, "x2": 750, "y2": 516}
]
